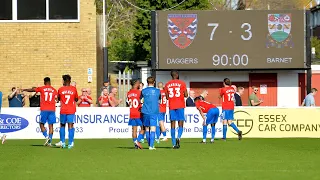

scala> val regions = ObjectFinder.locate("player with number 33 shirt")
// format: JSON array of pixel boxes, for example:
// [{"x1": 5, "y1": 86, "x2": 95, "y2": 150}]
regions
[{"x1": 164, "y1": 70, "x2": 188, "y2": 149}]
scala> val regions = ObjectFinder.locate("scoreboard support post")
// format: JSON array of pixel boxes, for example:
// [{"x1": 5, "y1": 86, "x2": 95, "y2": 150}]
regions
[
  {"x1": 306, "y1": 10, "x2": 312, "y2": 94},
  {"x1": 151, "y1": 10, "x2": 157, "y2": 81}
]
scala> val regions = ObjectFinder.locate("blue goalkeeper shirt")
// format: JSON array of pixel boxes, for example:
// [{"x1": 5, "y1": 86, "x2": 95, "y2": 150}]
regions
[{"x1": 141, "y1": 86, "x2": 160, "y2": 115}]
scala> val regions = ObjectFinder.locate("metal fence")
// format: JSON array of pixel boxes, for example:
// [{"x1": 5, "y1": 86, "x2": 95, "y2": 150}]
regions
[{"x1": 117, "y1": 70, "x2": 133, "y2": 107}]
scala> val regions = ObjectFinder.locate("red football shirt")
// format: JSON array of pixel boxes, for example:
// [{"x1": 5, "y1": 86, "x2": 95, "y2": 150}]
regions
[
  {"x1": 98, "y1": 96, "x2": 110, "y2": 107},
  {"x1": 159, "y1": 89, "x2": 167, "y2": 113},
  {"x1": 36, "y1": 85, "x2": 57, "y2": 111},
  {"x1": 195, "y1": 100, "x2": 216, "y2": 113},
  {"x1": 220, "y1": 86, "x2": 235, "y2": 110},
  {"x1": 164, "y1": 79, "x2": 187, "y2": 110},
  {"x1": 58, "y1": 86, "x2": 78, "y2": 114},
  {"x1": 127, "y1": 89, "x2": 141, "y2": 119},
  {"x1": 78, "y1": 95, "x2": 92, "y2": 107}
]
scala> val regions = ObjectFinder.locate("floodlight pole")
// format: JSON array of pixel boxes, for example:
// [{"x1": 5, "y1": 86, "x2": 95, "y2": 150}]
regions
[{"x1": 103, "y1": 0, "x2": 108, "y2": 82}]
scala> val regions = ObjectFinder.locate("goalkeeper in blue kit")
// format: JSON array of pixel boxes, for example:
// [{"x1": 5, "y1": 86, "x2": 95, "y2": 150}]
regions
[{"x1": 140, "y1": 76, "x2": 161, "y2": 150}]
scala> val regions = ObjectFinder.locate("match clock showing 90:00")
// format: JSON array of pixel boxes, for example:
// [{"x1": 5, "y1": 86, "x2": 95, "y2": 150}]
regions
[{"x1": 155, "y1": 10, "x2": 306, "y2": 70}]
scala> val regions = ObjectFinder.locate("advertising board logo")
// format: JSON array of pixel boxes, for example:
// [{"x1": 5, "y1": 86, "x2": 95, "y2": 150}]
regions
[
  {"x1": 266, "y1": 14, "x2": 293, "y2": 48},
  {"x1": 232, "y1": 110, "x2": 253, "y2": 135},
  {"x1": 167, "y1": 14, "x2": 197, "y2": 49},
  {"x1": 0, "y1": 114, "x2": 29, "y2": 133}
]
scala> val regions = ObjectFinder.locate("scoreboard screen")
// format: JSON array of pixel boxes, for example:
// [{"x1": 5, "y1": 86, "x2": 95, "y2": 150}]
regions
[{"x1": 155, "y1": 10, "x2": 306, "y2": 70}]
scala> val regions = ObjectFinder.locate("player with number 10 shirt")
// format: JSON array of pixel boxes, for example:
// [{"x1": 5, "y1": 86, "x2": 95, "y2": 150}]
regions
[
  {"x1": 219, "y1": 78, "x2": 242, "y2": 141},
  {"x1": 164, "y1": 70, "x2": 188, "y2": 149}
]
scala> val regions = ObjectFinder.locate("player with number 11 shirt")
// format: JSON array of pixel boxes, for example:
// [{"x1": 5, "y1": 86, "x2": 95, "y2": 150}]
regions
[
  {"x1": 164, "y1": 70, "x2": 188, "y2": 149},
  {"x1": 35, "y1": 77, "x2": 58, "y2": 146},
  {"x1": 127, "y1": 79, "x2": 143, "y2": 149},
  {"x1": 219, "y1": 78, "x2": 242, "y2": 141}
]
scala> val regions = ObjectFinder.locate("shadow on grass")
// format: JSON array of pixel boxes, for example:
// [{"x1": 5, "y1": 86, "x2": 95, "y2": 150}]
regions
[
  {"x1": 116, "y1": 146, "x2": 173, "y2": 150},
  {"x1": 30, "y1": 145, "x2": 60, "y2": 148}
]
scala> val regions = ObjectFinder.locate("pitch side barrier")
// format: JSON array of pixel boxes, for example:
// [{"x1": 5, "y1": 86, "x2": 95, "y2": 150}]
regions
[{"x1": 0, "y1": 107, "x2": 319, "y2": 139}]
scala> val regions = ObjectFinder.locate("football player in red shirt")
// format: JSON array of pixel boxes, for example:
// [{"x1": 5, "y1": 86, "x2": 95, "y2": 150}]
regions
[
  {"x1": 156, "y1": 82, "x2": 168, "y2": 143},
  {"x1": 25, "y1": 77, "x2": 58, "y2": 146},
  {"x1": 219, "y1": 78, "x2": 242, "y2": 140},
  {"x1": 126, "y1": 79, "x2": 143, "y2": 149},
  {"x1": 57, "y1": 75, "x2": 79, "y2": 149},
  {"x1": 77, "y1": 88, "x2": 93, "y2": 107},
  {"x1": 194, "y1": 97, "x2": 220, "y2": 143},
  {"x1": 164, "y1": 70, "x2": 188, "y2": 149}
]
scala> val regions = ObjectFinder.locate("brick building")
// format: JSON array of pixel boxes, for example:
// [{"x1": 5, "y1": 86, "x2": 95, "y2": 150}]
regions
[{"x1": 0, "y1": 0, "x2": 97, "y2": 107}]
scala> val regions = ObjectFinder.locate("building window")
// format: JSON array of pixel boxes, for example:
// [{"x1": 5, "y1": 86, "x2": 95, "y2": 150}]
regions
[
  {"x1": 17, "y1": 0, "x2": 46, "y2": 20},
  {"x1": 49, "y1": 0, "x2": 78, "y2": 20},
  {"x1": 0, "y1": 0, "x2": 79, "y2": 22},
  {"x1": 0, "y1": 0, "x2": 12, "y2": 20}
]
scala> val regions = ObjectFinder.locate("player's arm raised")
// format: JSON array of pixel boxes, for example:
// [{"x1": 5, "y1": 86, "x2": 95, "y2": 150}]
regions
[{"x1": 22, "y1": 87, "x2": 36, "y2": 92}]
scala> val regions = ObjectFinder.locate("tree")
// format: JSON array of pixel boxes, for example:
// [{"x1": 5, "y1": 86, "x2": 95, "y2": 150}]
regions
[
  {"x1": 311, "y1": 37, "x2": 320, "y2": 64},
  {"x1": 95, "y1": 0, "x2": 136, "y2": 61},
  {"x1": 248, "y1": 0, "x2": 310, "y2": 10},
  {"x1": 133, "y1": 0, "x2": 210, "y2": 62}
]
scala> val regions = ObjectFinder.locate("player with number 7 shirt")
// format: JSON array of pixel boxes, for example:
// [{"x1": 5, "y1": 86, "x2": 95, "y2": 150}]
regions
[
  {"x1": 56, "y1": 75, "x2": 78, "y2": 149},
  {"x1": 126, "y1": 79, "x2": 143, "y2": 149},
  {"x1": 164, "y1": 70, "x2": 188, "y2": 149},
  {"x1": 219, "y1": 78, "x2": 242, "y2": 141}
]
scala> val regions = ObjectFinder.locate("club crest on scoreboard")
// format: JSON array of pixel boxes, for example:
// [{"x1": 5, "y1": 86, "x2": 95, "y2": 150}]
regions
[
  {"x1": 266, "y1": 14, "x2": 294, "y2": 48},
  {"x1": 167, "y1": 14, "x2": 197, "y2": 49}
]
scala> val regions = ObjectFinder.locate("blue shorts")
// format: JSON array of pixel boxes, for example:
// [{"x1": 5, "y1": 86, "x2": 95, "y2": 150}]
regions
[
  {"x1": 128, "y1": 118, "x2": 142, "y2": 126},
  {"x1": 221, "y1": 110, "x2": 234, "y2": 120},
  {"x1": 158, "y1": 113, "x2": 165, "y2": 122},
  {"x1": 60, "y1": 114, "x2": 75, "y2": 124},
  {"x1": 40, "y1": 111, "x2": 56, "y2": 125},
  {"x1": 143, "y1": 114, "x2": 158, "y2": 127},
  {"x1": 169, "y1": 108, "x2": 185, "y2": 121},
  {"x1": 206, "y1": 108, "x2": 220, "y2": 125}
]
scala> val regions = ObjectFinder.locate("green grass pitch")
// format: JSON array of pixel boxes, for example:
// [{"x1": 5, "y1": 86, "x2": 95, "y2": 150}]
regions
[{"x1": 0, "y1": 138, "x2": 320, "y2": 180}]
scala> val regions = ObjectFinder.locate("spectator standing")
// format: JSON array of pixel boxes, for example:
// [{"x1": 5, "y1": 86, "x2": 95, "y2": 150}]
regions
[
  {"x1": 197, "y1": 90, "x2": 208, "y2": 101},
  {"x1": 86, "y1": 88, "x2": 93, "y2": 107},
  {"x1": 235, "y1": 87, "x2": 244, "y2": 106},
  {"x1": 186, "y1": 90, "x2": 196, "y2": 107},
  {"x1": 8, "y1": 87, "x2": 24, "y2": 107},
  {"x1": 87, "y1": 88, "x2": 92, "y2": 96},
  {"x1": 77, "y1": 88, "x2": 93, "y2": 107},
  {"x1": 29, "y1": 87, "x2": 40, "y2": 107},
  {"x1": 98, "y1": 88, "x2": 110, "y2": 107},
  {"x1": 109, "y1": 87, "x2": 122, "y2": 107},
  {"x1": 97, "y1": 80, "x2": 111, "y2": 106},
  {"x1": 301, "y1": 88, "x2": 318, "y2": 107},
  {"x1": 248, "y1": 86, "x2": 263, "y2": 106},
  {"x1": 100, "y1": 80, "x2": 111, "y2": 94}
]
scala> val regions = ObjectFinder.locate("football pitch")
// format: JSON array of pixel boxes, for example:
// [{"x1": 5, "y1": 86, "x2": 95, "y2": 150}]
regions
[{"x1": 0, "y1": 138, "x2": 320, "y2": 180}]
